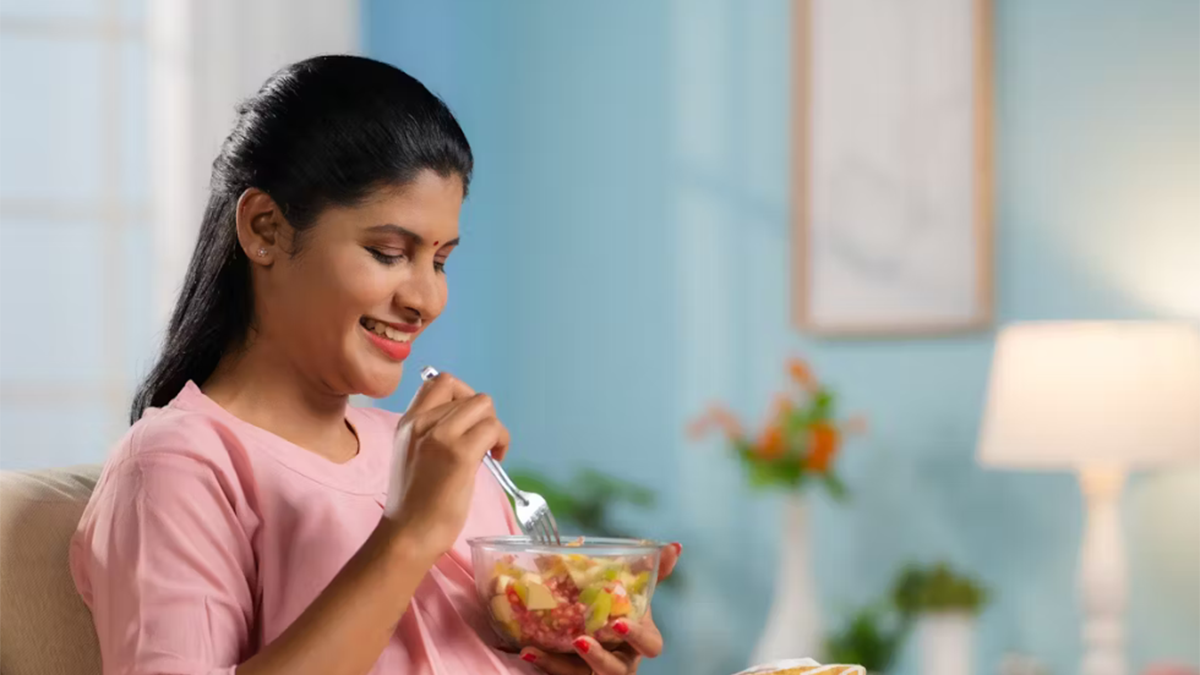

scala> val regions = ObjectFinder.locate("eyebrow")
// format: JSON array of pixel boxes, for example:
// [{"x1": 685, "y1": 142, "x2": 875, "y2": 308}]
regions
[{"x1": 367, "y1": 224, "x2": 459, "y2": 248}]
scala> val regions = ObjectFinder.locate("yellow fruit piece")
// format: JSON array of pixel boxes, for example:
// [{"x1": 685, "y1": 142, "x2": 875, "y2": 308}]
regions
[
  {"x1": 494, "y1": 559, "x2": 521, "y2": 578},
  {"x1": 524, "y1": 580, "x2": 558, "y2": 610},
  {"x1": 628, "y1": 571, "x2": 651, "y2": 594},
  {"x1": 490, "y1": 594, "x2": 515, "y2": 623},
  {"x1": 493, "y1": 574, "x2": 516, "y2": 596},
  {"x1": 513, "y1": 581, "x2": 529, "y2": 606},
  {"x1": 567, "y1": 567, "x2": 590, "y2": 589}
]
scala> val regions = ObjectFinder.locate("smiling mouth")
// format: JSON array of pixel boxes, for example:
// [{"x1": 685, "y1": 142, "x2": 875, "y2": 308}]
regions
[{"x1": 359, "y1": 317, "x2": 414, "y2": 343}]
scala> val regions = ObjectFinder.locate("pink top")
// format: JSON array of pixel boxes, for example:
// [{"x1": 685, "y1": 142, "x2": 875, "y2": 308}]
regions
[{"x1": 71, "y1": 382, "x2": 538, "y2": 675}]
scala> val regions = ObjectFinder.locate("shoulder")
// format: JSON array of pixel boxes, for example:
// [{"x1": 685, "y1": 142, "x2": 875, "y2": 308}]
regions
[
  {"x1": 120, "y1": 406, "x2": 245, "y2": 468},
  {"x1": 99, "y1": 406, "x2": 255, "y2": 505}
]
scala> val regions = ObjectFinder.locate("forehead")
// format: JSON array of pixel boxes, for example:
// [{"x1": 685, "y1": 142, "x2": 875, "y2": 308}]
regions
[{"x1": 318, "y1": 170, "x2": 464, "y2": 237}]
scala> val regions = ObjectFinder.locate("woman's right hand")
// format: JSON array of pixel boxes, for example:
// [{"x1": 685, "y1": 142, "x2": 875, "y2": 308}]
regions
[{"x1": 382, "y1": 372, "x2": 510, "y2": 561}]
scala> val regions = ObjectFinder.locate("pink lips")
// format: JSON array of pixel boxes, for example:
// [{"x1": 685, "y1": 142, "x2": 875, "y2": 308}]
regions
[{"x1": 360, "y1": 319, "x2": 417, "y2": 361}]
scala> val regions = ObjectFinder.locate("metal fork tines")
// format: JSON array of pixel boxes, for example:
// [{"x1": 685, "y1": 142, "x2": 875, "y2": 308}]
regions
[{"x1": 419, "y1": 366, "x2": 562, "y2": 545}]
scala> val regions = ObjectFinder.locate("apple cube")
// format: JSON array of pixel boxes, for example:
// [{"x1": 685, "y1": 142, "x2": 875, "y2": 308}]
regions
[
  {"x1": 490, "y1": 594, "x2": 515, "y2": 623},
  {"x1": 523, "y1": 579, "x2": 558, "y2": 611}
]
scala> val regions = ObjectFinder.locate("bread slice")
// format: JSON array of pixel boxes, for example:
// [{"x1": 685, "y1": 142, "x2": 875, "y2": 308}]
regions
[
  {"x1": 758, "y1": 662, "x2": 864, "y2": 667},
  {"x1": 732, "y1": 660, "x2": 866, "y2": 675}
]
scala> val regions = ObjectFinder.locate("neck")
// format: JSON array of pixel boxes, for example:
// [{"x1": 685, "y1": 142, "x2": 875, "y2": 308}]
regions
[{"x1": 202, "y1": 336, "x2": 357, "y2": 462}]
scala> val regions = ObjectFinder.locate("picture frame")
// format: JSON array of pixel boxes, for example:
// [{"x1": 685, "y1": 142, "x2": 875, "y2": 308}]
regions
[{"x1": 792, "y1": 0, "x2": 994, "y2": 336}]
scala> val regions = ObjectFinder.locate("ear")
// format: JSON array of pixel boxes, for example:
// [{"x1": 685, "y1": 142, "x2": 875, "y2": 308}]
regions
[{"x1": 235, "y1": 188, "x2": 285, "y2": 265}]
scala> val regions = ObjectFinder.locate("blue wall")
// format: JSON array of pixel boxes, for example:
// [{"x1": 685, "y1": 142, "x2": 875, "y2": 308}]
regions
[{"x1": 365, "y1": 2, "x2": 1200, "y2": 674}]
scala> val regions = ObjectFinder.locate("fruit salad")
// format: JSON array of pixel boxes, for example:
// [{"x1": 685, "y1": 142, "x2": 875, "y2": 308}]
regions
[{"x1": 476, "y1": 541, "x2": 658, "y2": 652}]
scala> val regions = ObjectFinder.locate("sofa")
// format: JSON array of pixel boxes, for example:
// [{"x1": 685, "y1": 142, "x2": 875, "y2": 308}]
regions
[{"x1": 0, "y1": 465, "x2": 103, "y2": 674}]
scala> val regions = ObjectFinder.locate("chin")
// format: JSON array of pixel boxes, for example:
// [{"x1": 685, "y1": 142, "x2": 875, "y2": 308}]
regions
[{"x1": 353, "y1": 365, "x2": 404, "y2": 400}]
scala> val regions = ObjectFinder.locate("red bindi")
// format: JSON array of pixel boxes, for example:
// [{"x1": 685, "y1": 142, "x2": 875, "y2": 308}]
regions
[{"x1": 433, "y1": 240, "x2": 439, "y2": 246}]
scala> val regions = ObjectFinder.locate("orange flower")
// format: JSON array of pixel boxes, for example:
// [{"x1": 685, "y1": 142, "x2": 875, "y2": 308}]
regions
[
  {"x1": 756, "y1": 424, "x2": 786, "y2": 459},
  {"x1": 805, "y1": 422, "x2": 840, "y2": 472},
  {"x1": 770, "y1": 393, "x2": 794, "y2": 421},
  {"x1": 687, "y1": 405, "x2": 744, "y2": 441},
  {"x1": 788, "y1": 358, "x2": 817, "y2": 391}
]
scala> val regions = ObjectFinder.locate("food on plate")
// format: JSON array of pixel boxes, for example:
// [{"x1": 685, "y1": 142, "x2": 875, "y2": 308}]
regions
[{"x1": 732, "y1": 660, "x2": 866, "y2": 675}]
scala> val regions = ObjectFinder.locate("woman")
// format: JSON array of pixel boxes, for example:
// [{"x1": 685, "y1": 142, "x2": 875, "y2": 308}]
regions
[{"x1": 70, "y1": 55, "x2": 678, "y2": 675}]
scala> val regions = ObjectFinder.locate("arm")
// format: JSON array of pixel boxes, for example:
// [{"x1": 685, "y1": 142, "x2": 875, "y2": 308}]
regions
[
  {"x1": 80, "y1": 452, "x2": 441, "y2": 675},
  {"x1": 235, "y1": 519, "x2": 437, "y2": 675},
  {"x1": 74, "y1": 452, "x2": 256, "y2": 675}
]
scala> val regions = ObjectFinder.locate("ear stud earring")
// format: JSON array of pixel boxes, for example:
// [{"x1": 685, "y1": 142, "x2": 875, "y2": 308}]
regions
[{"x1": 256, "y1": 248, "x2": 268, "y2": 258}]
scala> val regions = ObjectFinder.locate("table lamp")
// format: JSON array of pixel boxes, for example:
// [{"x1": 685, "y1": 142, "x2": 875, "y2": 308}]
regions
[{"x1": 977, "y1": 321, "x2": 1200, "y2": 675}]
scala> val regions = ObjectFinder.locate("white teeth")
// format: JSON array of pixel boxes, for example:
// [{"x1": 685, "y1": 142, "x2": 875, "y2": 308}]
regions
[{"x1": 361, "y1": 318, "x2": 412, "y2": 343}]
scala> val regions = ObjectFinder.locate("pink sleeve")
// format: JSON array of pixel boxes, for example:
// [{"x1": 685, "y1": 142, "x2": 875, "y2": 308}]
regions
[{"x1": 73, "y1": 450, "x2": 256, "y2": 675}]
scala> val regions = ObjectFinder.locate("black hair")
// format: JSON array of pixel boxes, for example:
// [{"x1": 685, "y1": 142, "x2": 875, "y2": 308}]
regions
[{"x1": 131, "y1": 55, "x2": 472, "y2": 423}]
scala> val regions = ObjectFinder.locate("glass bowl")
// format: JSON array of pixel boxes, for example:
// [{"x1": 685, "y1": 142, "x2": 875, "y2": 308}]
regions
[{"x1": 468, "y1": 536, "x2": 663, "y2": 652}]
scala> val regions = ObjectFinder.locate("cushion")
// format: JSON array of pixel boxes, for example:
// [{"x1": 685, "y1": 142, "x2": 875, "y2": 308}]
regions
[{"x1": 0, "y1": 465, "x2": 103, "y2": 675}]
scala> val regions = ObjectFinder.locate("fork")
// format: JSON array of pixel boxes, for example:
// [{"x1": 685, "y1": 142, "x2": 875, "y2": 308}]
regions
[{"x1": 419, "y1": 366, "x2": 562, "y2": 545}]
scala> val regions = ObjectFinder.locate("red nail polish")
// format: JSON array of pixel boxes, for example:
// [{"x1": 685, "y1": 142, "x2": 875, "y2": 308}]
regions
[
  {"x1": 613, "y1": 620, "x2": 630, "y2": 635},
  {"x1": 573, "y1": 637, "x2": 591, "y2": 654},
  {"x1": 521, "y1": 652, "x2": 538, "y2": 662},
  {"x1": 671, "y1": 542, "x2": 683, "y2": 555}
]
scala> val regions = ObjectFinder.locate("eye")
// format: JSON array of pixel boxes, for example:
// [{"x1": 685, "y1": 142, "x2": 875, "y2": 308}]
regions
[
  {"x1": 434, "y1": 259, "x2": 447, "y2": 274},
  {"x1": 367, "y1": 247, "x2": 405, "y2": 265}
]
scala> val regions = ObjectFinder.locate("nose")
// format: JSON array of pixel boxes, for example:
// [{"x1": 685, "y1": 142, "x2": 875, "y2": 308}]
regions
[{"x1": 393, "y1": 260, "x2": 442, "y2": 322}]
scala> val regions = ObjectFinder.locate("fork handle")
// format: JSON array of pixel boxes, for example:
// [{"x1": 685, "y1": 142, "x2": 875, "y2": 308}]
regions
[
  {"x1": 418, "y1": 366, "x2": 528, "y2": 506},
  {"x1": 482, "y1": 455, "x2": 528, "y2": 506}
]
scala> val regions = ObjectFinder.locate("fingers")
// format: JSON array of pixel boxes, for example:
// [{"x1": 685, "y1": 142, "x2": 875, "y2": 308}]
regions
[
  {"x1": 657, "y1": 542, "x2": 682, "y2": 582},
  {"x1": 519, "y1": 648, "x2": 592, "y2": 675},
  {"x1": 461, "y1": 415, "x2": 511, "y2": 462},
  {"x1": 612, "y1": 615, "x2": 663, "y2": 659},
  {"x1": 406, "y1": 371, "x2": 475, "y2": 415},
  {"x1": 410, "y1": 393, "x2": 509, "y2": 463},
  {"x1": 432, "y1": 393, "x2": 497, "y2": 439},
  {"x1": 570, "y1": 636, "x2": 640, "y2": 674}
]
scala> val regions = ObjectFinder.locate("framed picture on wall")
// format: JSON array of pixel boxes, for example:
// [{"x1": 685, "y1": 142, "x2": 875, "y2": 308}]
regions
[{"x1": 792, "y1": 0, "x2": 994, "y2": 336}]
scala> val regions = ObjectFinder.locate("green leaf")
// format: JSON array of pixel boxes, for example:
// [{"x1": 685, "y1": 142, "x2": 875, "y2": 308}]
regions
[
  {"x1": 809, "y1": 388, "x2": 836, "y2": 423},
  {"x1": 823, "y1": 605, "x2": 906, "y2": 671},
  {"x1": 822, "y1": 472, "x2": 850, "y2": 502},
  {"x1": 891, "y1": 562, "x2": 989, "y2": 615},
  {"x1": 783, "y1": 407, "x2": 810, "y2": 435}
]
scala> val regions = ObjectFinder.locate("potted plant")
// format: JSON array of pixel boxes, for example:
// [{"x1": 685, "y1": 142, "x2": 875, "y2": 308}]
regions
[
  {"x1": 891, "y1": 563, "x2": 989, "y2": 675},
  {"x1": 823, "y1": 605, "x2": 907, "y2": 674},
  {"x1": 690, "y1": 358, "x2": 864, "y2": 662}
]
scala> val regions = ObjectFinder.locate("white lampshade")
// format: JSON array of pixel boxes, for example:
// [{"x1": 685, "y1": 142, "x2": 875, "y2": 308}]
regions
[{"x1": 978, "y1": 321, "x2": 1200, "y2": 470}]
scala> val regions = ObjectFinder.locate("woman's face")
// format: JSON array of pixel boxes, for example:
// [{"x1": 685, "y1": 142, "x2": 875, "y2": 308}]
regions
[{"x1": 253, "y1": 170, "x2": 463, "y2": 398}]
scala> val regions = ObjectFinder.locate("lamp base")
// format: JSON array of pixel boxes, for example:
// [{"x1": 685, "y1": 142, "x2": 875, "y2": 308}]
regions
[{"x1": 1078, "y1": 467, "x2": 1127, "y2": 675}]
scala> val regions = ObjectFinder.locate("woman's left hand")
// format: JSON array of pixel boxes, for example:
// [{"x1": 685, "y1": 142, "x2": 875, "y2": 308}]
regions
[{"x1": 519, "y1": 543, "x2": 682, "y2": 675}]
